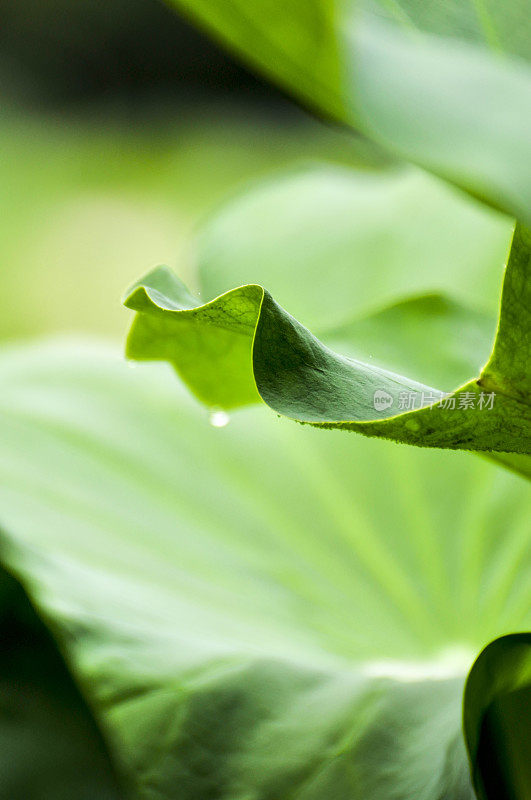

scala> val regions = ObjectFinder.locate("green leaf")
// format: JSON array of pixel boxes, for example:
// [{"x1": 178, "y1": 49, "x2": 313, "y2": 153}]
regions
[
  {"x1": 0, "y1": 342, "x2": 529, "y2": 798},
  {"x1": 479, "y1": 224, "x2": 531, "y2": 404},
  {"x1": 464, "y1": 633, "x2": 531, "y2": 800},
  {"x1": 193, "y1": 166, "x2": 528, "y2": 486},
  {"x1": 0, "y1": 549, "x2": 124, "y2": 800},
  {"x1": 163, "y1": 0, "x2": 531, "y2": 220},
  {"x1": 124, "y1": 217, "x2": 530, "y2": 461}
]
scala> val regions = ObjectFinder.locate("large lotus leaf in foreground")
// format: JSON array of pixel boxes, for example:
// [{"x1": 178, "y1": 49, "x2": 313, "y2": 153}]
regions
[
  {"x1": 164, "y1": 0, "x2": 531, "y2": 222},
  {"x1": 125, "y1": 169, "x2": 530, "y2": 462},
  {"x1": 0, "y1": 342, "x2": 529, "y2": 798}
]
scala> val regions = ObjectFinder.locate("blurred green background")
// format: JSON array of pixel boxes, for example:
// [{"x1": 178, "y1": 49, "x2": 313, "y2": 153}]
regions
[{"x1": 0, "y1": 0, "x2": 388, "y2": 342}]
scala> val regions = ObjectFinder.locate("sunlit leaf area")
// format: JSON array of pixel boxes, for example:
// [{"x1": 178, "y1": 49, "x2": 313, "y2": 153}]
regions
[{"x1": 0, "y1": 1, "x2": 529, "y2": 798}]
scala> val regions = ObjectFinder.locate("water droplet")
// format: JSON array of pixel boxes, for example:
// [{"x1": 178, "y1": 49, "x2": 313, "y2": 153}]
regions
[{"x1": 209, "y1": 409, "x2": 230, "y2": 428}]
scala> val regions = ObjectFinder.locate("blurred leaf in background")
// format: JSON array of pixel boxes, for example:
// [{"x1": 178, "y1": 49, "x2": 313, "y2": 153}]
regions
[
  {"x1": 161, "y1": 0, "x2": 531, "y2": 221},
  {"x1": 0, "y1": 0, "x2": 387, "y2": 342},
  {"x1": 0, "y1": 112, "x2": 380, "y2": 341}
]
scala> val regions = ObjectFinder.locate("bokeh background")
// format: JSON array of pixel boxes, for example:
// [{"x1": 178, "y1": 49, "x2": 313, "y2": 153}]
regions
[{"x1": 0, "y1": 0, "x2": 388, "y2": 342}]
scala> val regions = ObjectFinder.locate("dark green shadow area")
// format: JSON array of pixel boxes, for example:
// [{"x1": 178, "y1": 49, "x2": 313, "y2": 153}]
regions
[
  {"x1": 464, "y1": 633, "x2": 531, "y2": 800},
  {"x1": 0, "y1": 552, "x2": 124, "y2": 800}
]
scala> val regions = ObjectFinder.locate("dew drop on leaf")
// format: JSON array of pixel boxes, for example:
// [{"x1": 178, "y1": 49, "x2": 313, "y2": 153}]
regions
[{"x1": 209, "y1": 409, "x2": 230, "y2": 428}]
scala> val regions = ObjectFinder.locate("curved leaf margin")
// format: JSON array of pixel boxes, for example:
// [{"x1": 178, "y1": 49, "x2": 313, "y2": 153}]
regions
[{"x1": 124, "y1": 225, "x2": 530, "y2": 460}]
